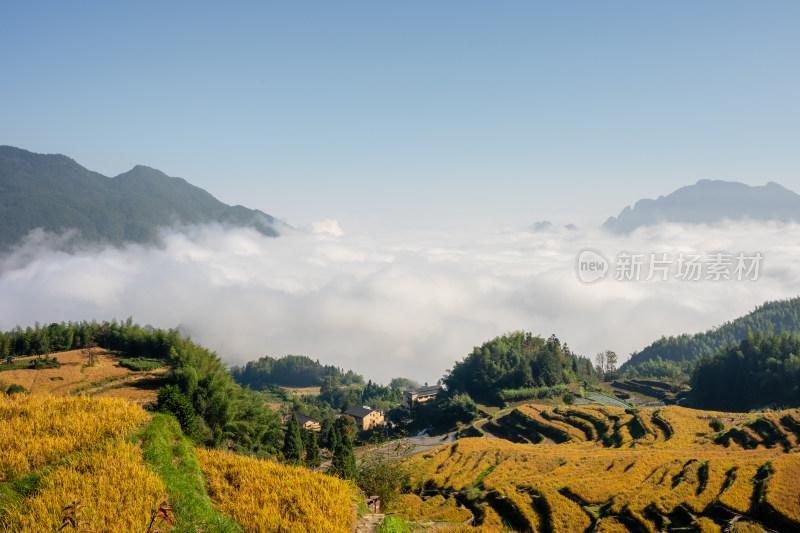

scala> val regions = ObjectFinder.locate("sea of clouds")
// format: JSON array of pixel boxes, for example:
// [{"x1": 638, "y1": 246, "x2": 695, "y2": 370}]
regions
[{"x1": 1, "y1": 220, "x2": 798, "y2": 384}]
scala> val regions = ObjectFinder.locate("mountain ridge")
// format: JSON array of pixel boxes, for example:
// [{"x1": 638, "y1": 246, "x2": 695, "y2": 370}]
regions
[
  {"x1": 0, "y1": 145, "x2": 280, "y2": 250},
  {"x1": 604, "y1": 179, "x2": 800, "y2": 233},
  {"x1": 620, "y1": 296, "x2": 800, "y2": 374}
]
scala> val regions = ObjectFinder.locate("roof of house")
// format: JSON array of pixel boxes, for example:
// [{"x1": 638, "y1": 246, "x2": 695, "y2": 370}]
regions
[
  {"x1": 296, "y1": 414, "x2": 319, "y2": 425},
  {"x1": 344, "y1": 406, "x2": 374, "y2": 419},
  {"x1": 404, "y1": 385, "x2": 442, "y2": 396}
]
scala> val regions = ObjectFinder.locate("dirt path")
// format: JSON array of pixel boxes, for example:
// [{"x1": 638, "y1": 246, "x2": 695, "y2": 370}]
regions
[{"x1": 354, "y1": 514, "x2": 384, "y2": 533}]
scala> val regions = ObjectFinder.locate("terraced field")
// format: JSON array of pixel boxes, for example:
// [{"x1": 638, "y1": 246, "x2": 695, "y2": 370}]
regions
[
  {"x1": 0, "y1": 349, "x2": 168, "y2": 405},
  {"x1": 406, "y1": 405, "x2": 800, "y2": 532}
]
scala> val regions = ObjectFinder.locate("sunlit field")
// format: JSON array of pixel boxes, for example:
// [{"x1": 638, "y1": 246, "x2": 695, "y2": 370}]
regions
[
  {"x1": 0, "y1": 348, "x2": 168, "y2": 405},
  {"x1": 197, "y1": 448, "x2": 358, "y2": 533},
  {"x1": 405, "y1": 405, "x2": 800, "y2": 532}
]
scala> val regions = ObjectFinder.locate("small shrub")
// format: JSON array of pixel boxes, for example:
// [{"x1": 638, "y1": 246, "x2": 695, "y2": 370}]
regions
[
  {"x1": 31, "y1": 356, "x2": 60, "y2": 370},
  {"x1": 356, "y1": 456, "x2": 410, "y2": 511},
  {"x1": 6, "y1": 383, "x2": 27, "y2": 395},
  {"x1": 710, "y1": 418, "x2": 725, "y2": 432},
  {"x1": 118, "y1": 358, "x2": 167, "y2": 372},
  {"x1": 156, "y1": 385, "x2": 199, "y2": 440}
]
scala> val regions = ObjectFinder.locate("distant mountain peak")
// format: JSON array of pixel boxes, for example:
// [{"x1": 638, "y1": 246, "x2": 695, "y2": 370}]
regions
[
  {"x1": 128, "y1": 164, "x2": 164, "y2": 174},
  {"x1": 529, "y1": 220, "x2": 578, "y2": 232},
  {"x1": 604, "y1": 179, "x2": 800, "y2": 233}
]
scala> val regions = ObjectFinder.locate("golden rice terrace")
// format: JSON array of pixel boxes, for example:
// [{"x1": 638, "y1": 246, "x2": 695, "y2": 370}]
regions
[{"x1": 406, "y1": 405, "x2": 800, "y2": 532}]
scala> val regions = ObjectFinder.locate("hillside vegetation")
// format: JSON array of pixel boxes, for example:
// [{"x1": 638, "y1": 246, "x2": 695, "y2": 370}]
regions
[
  {"x1": 691, "y1": 330, "x2": 800, "y2": 411},
  {"x1": 622, "y1": 297, "x2": 800, "y2": 378},
  {"x1": 231, "y1": 354, "x2": 364, "y2": 389},
  {"x1": 443, "y1": 332, "x2": 597, "y2": 404}
]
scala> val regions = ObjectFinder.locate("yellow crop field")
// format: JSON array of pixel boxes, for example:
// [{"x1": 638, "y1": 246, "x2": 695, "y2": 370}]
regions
[
  {"x1": 0, "y1": 393, "x2": 370, "y2": 532},
  {"x1": 0, "y1": 394, "x2": 148, "y2": 478},
  {"x1": 0, "y1": 395, "x2": 171, "y2": 532},
  {"x1": 1, "y1": 440, "x2": 168, "y2": 532},
  {"x1": 393, "y1": 493, "x2": 472, "y2": 524},
  {"x1": 764, "y1": 455, "x2": 800, "y2": 523},
  {"x1": 197, "y1": 447, "x2": 358, "y2": 533},
  {"x1": 404, "y1": 405, "x2": 800, "y2": 532}
]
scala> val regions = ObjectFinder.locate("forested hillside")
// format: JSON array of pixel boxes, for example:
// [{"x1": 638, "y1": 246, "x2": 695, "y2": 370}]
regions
[
  {"x1": 690, "y1": 330, "x2": 800, "y2": 411},
  {"x1": 0, "y1": 145, "x2": 279, "y2": 250},
  {"x1": 443, "y1": 331, "x2": 597, "y2": 403},
  {"x1": 231, "y1": 354, "x2": 364, "y2": 389},
  {"x1": 622, "y1": 297, "x2": 800, "y2": 378}
]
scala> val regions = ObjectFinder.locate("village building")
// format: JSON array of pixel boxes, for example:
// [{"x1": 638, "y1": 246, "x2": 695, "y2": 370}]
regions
[
  {"x1": 343, "y1": 406, "x2": 385, "y2": 431},
  {"x1": 295, "y1": 414, "x2": 321, "y2": 431},
  {"x1": 401, "y1": 384, "x2": 442, "y2": 409}
]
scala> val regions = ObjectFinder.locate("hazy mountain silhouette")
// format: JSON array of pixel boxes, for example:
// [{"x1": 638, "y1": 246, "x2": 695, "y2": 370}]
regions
[
  {"x1": 0, "y1": 146, "x2": 280, "y2": 250},
  {"x1": 604, "y1": 179, "x2": 800, "y2": 233}
]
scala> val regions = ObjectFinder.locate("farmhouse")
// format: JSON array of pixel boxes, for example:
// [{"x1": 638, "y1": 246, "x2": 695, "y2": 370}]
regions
[
  {"x1": 343, "y1": 406, "x2": 385, "y2": 431},
  {"x1": 401, "y1": 384, "x2": 442, "y2": 409},
  {"x1": 295, "y1": 414, "x2": 321, "y2": 431}
]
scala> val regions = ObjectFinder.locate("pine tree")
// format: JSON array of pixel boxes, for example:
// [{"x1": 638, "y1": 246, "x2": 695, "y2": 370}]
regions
[
  {"x1": 330, "y1": 429, "x2": 357, "y2": 479},
  {"x1": 304, "y1": 429, "x2": 321, "y2": 468},
  {"x1": 282, "y1": 414, "x2": 304, "y2": 465},
  {"x1": 329, "y1": 425, "x2": 341, "y2": 452}
]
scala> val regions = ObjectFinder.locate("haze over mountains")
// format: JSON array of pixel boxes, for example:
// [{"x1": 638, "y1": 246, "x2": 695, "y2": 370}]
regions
[
  {"x1": 603, "y1": 179, "x2": 800, "y2": 233},
  {"x1": 2, "y1": 146, "x2": 800, "y2": 382},
  {"x1": 0, "y1": 146, "x2": 280, "y2": 251}
]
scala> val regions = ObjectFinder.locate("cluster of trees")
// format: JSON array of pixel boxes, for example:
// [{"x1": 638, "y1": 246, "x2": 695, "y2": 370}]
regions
[
  {"x1": 622, "y1": 356, "x2": 694, "y2": 382},
  {"x1": 621, "y1": 297, "x2": 800, "y2": 375},
  {"x1": 231, "y1": 354, "x2": 364, "y2": 389},
  {"x1": 594, "y1": 350, "x2": 618, "y2": 381},
  {"x1": 690, "y1": 330, "x2": 800, "y2": 411},
  {"x1": 281, "y1": 414, "x2": 322, "y2": 468},
  {"x1": 317, "y1": 377, "x2": 403, "y2": 413},
  {"x1": 285, "y1": 412, "x2": 408, "y2": 507},
  {"x1": 407, "y1": 392, "x2": 480, "y2": 433},
  {"x1": 443, "y1": 331, "x2": 597, "y2": 403},
  {"x1": 233, "y1": 355, "x2": 421, "y2": 428}
]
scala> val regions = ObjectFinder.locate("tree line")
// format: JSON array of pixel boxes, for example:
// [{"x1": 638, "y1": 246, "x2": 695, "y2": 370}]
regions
[{"x1": 231, "y1": 354, "x2": 365, "y2": 389}]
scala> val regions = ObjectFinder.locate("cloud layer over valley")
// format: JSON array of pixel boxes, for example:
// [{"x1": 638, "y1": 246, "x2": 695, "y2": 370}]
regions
[{"x1": 2, "y1": 221, "x2": 799, "y2": 384}]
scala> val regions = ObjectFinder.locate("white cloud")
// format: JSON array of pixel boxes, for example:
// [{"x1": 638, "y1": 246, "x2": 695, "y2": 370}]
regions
[
  {"x1": 1, "y1": 221, "x2": 798, "y2": 384},
  {"x1": 310, "y1": 219, "x2": 344, "y2": 237}
]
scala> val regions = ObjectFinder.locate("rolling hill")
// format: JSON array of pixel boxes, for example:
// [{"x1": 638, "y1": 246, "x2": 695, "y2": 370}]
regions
[
  {"x1": 621, "y1": 297, "x2": 800, "y2": 374},
  {"x1": 0, "y1": 146, "x2": 280, "y2": 251}
]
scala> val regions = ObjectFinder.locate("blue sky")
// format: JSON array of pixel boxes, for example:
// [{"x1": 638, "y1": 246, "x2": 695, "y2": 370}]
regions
[
  {"x1": 2, "y1": 2, "x2": 800, "y2": 380},
  {"x1": 2, "y1": 2, "x2": 799, "y2": 231}
]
